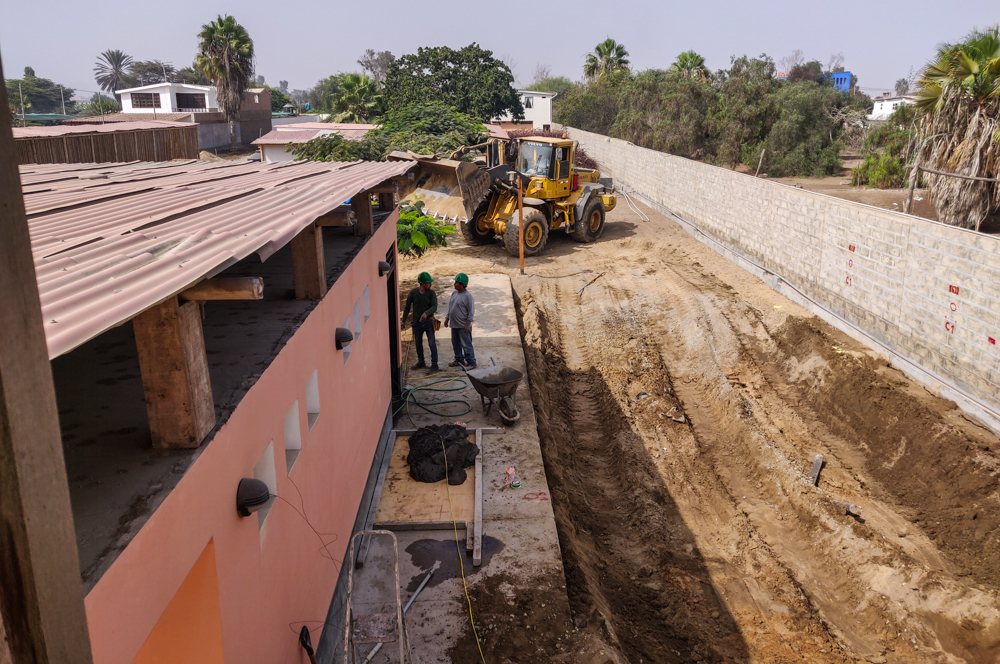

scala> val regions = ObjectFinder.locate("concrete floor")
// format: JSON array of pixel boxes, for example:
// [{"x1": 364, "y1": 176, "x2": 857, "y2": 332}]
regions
[
  {"x1": 350, "y1": 274, "x2": 571, "y2": 661},
  {"x1": 53, "y1": 221, "x2": 386, "y2": 590}
]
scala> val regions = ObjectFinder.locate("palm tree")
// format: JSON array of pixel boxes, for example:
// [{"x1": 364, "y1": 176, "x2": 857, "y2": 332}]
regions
[
  {"x1": 914, "y1": 26, "x2": 1000, "y2": 230},
  {"x1": 894, "y1": 78, "x2": 909, "y2": 96},
  {"x1": 584, "y1": 38, "x2": 630, "y2": 80},
  {"x1": 329, "y1": 73, "x2": 381, "y2": 123},
  {"x1": 671, "y1": 51, "x2": 710, "y2": 80},
  {"x1": 94, "y1": 50, "x2": 134, "y2": 100},
  {"x1": 196, "y1": 15, "x2": 255, "y2": 151}
]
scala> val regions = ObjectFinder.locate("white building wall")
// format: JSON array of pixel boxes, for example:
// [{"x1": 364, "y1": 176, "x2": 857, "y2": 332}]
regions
[
  {"x1": 119, "y1": 84, "x2": 218, "y2": 114},
  {"x1": 261, "y1": 145, "x2": 298, "y2": 163},
  {"x1": 870, "y1": 97, "x2": 914, "y2": 120},
  {"x1": 495, "y1": 91, "x2": 555, "y2": 129}
]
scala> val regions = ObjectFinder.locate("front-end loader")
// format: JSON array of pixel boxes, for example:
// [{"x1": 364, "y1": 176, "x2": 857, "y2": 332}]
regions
[{"x1": 389, "y1": 136, "x2": 616, "y2": 257}]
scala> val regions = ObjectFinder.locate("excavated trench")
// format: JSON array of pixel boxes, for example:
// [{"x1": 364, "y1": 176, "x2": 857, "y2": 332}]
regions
[{"x1": 406, "y1": 203, "x2": 1000, "y2": 663}]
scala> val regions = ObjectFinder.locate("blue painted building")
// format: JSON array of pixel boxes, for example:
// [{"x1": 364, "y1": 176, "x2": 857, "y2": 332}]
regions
[{"x1": 831, "y1": 71, "x2": 851, "y2": 92}]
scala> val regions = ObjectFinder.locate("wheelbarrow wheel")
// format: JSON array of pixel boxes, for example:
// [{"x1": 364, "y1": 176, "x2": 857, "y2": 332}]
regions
[{"x1": 499, "y1": 396, "x2": 520, "y2": 426}]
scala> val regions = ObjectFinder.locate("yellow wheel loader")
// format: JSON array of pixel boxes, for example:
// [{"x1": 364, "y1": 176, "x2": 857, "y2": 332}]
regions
[{"x1": 388, "y1": 136, "x2": 617, "y2": 257}]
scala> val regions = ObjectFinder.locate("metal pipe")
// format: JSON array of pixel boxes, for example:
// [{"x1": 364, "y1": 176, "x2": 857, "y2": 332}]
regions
[{"x1": 361, "y1": 565, "x2": 436, "y2": 664}]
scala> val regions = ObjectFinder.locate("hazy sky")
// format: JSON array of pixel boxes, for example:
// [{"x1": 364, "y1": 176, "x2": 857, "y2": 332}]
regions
[{"x1": 1, "y1": 0, "x2": 995, "y2": 99}]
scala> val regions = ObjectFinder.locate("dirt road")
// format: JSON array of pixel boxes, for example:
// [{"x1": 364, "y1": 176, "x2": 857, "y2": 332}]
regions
[{"x1": 400, "y1": 200, "x2": 1000, "y2": 663}]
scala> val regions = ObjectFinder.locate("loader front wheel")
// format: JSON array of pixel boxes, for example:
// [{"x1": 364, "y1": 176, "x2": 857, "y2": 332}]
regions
[
  {"x1": 503, "y1": 209, "x2": 549, "y2": 257},
  {"x1": 571, "y1": 197, "x2": 606, "y2": 243},
  {"x1": 460, "y1": 202, "x2": 496, "y2": 245}
]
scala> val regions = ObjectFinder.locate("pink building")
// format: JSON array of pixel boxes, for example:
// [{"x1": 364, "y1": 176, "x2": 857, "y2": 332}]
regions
[{"x1": 19, "y1": 158, "x2": 410, "y2": 663}]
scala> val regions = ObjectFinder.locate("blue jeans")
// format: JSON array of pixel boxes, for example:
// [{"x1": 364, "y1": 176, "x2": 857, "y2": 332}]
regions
[
  {"x1": 451, "y1": 328, "x2": 476, "y2": 366},
  {"x1": 412, "y1": 321, "x2": 437, "y2": 365}
]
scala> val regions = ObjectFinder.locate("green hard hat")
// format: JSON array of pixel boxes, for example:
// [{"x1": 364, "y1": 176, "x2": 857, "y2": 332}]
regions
[
  {"x1": 455, "y1": 273, "x2": 469, "y2": 286},
  {"x1": 417, "y1": 272, "x2": 433, "y2": 284}
]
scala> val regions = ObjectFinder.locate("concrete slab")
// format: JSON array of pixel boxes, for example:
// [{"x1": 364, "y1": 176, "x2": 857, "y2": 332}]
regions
[{"x1": 358, "y1": 273, "x2": 571, "y2": 661}]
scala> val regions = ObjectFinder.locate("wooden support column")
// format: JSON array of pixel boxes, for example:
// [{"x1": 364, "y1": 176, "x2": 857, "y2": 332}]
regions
[
  {"x1": 133, "y1": 297, "x2": 215, "y2": 449},
  {"x1": 352, "y1": 191, "x2": 374, "y2": 237},
  {"x1": 290, "y1": 223, "x2": 326, "y2": 299},
  {"x1": 0, "y1": 56, "x2": 94, "y2": 663},
  {"x1": 378, "y1": 192, "x2": 395, "y2": 211}
]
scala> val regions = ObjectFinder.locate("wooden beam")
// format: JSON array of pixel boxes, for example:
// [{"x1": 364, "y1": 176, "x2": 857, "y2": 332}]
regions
[
  {"x1": 133, "y1": 297, "x2": 215, "y2": 449},
  {"x1": 0, "y1": 55, "x2": 94, "y2": 663},
  {"x1": 352, "y1": 191, "x2": 374, "y2": 237},
  {"x1": 315, "y1": 208, "x2": 355, "y2": 227},
  {"x1": 377, "y1": 193, "x2": 395, "y2": 212},
  {"x1": 473, "y1": 428, "x2": 483, "y2": 566},
  {"x1": 179, "y1": 277, "x2": 263, "y2": 301},
  {"x1": 367, "y1": 183, "x2": 398, "y2": 194},
  {"x1": 290, "y1": 223, "x2": 326, "y2": 299}
]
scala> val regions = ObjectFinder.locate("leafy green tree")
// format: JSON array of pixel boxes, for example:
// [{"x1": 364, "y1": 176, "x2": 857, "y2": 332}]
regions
[
  {"x1": 79, "y1": 93, "x2": 122, "y2": 117},
  {"x1": 760, "y1": 82, "x2": 843, "y2": 177},
  {"x1": 295, "y1": 103, "x2": 486, "y2": 162},
  {"x1": 94, "y1": 50, "x2": 133, "y2": 99},
  {"x1": 584, "y1": 38, "x2": 630, "y2": 80},
  {"x1": 175, "y1": 66, "x2": 210, "y2": 85},
  {"x1": 787, "y1": 60, "x2": 824, "y2": 84},
  {"x1": 127, "y1": 60, "x2": 176, "y2": 86},
  {"x1": 914, "y1": 26, "x2": 1000, "y2": 229},
  {"x1": 384, "y1": 44, "x2": 522, "y2": 121},
  {"x1": 265, "y1": 85, "x2": 291, "y2": 112},
  {"x1": 329, "y1": 73, "x2": 381, "y2": 122},
  {"x1": 553, "y1": 70, "x2": 629, "y2": 134},
  {"x1": 396, "y1": 200, "x2": 455, "y2": 258},
  {"x1": 670, "y1": 51, "x2": 710, "y2": 80},
  {"x1": 711, "y1": 55, "x2": 782, "y2": 166},
  {"x1": 196, "y1": 14, "x2": 255, "y2": 150},
  {"x1": 5, "y1": 68, "x2": 75, "y2": 114},
  {"x1": 308, "y1": 75, "x2": 345, "y2": 112},
  {"x1": 611, "y1": 70, "x2": 715, "y2": 158},
  {"x1": 358, "y1": 49, "x2": 395, "y2": 85},
  {"x1": 851, "y1": 104, "x2": 918, "y2": 188},
  {"x1": 526, "y1": 76, "x2": 574, "y2": 98}
]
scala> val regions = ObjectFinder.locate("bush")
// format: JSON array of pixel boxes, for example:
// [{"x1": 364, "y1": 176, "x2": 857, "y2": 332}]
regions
[
  {"x1": 851, "y1": 104, "x2": 917, "y2": 188},
  {"x1": 553, "y1": 71, "x2": 629, "y2": 135},
  {"x1": 396, "y1": 200, "x2": 454, "y2": 258}
]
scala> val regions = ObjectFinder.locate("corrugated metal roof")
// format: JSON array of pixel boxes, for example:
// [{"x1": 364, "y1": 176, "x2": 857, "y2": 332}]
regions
[
  {"x1": 14, "y1": 121, "x2": 195, "y2": 138},
  {"x1": 20, "y1": 159, "x2": 414, "y2": 359},
  {"x1": 252, "y1": 122, "x2": 376, "y2": 146}
]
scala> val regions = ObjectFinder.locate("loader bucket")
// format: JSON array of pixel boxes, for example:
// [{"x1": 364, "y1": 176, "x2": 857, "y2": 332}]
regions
[{"x1": 387, "y1": 151, "x2": 490, "y2": 222}]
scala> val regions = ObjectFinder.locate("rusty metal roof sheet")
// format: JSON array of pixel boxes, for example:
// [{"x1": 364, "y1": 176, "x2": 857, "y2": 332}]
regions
[
  {"x1": 20, "y1": 159, "x2": 414, "y2": 359},
  {"x1": 253, "y1": 123, "x2": 376, "y2": 146},
  {"x1": 62, "y1": 113, "x2": 197, "y2": 125}
]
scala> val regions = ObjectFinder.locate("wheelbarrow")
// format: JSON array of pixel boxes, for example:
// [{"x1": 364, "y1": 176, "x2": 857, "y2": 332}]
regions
[{"x1": 465, "y1": 364, "x2": 523, "y2": 425}]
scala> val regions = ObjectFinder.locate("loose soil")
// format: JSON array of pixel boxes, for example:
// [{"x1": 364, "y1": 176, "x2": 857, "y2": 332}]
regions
[{"x1": 403, "y1": 198, "x2": 1000, "y2": 663}]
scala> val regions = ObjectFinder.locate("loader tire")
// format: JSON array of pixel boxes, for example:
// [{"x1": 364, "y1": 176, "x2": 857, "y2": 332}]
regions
[
  {"x1": 460, "y1": 201, "x2": 496, "y2": 245},
  {"x1": 503, "y1": 209, "x2": 548, "y2": 257},
  {"x1": 572, "y1": 196, "x2": 606, "y2": 243}
]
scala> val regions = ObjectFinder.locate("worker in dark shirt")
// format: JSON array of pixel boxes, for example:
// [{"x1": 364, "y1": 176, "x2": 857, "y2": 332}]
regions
[{"x1": 401, "y1": 272, "x2": 439, "y2": 372}]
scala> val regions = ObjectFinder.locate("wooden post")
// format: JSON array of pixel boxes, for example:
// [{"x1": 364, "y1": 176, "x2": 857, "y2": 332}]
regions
[
  {"x1": 378, "y1": 192, "x2": 394, "y2": 212},
  {"x1": 755, "y1": 148, "x2": 766, "y2": 177},
  {"x1": 517, "y1": 175, "x2": 525, "y2": 275},
  {"x1": 290, "y1": 223, "x2": 326, "y2": 300},
  {"x1": 352, "y1": 191, "x2": 374, "y2": 237},
  {"x1": 133, "y1": 297, "x2": 215, "y2": 449},
  {"x1": 0, "y1": 55, "x2": 94, "y2": 663},
  {"x1": 905, "y1": 166, "x2": 919, "y2": 215}
]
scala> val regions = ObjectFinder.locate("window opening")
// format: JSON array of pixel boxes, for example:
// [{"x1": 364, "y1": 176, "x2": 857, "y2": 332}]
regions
[
  {"x1": 283, "y1": 402, "x2": 302, "y2": 472},
  {"x1": 354, "y1": 301, "x2": 363, "y2": 342},
  {"x1": 131, "y1": 93, "x2": 161, "y2": 109},
  {"x1": 342, "y1": 316, "x2": 352, "y2": 363},
  {"x1": 363, "y1": 286, "x2": 370, "y2": 323},
  {"x1": 306, "y1": 370, "x2": 320, "y2": 430}
]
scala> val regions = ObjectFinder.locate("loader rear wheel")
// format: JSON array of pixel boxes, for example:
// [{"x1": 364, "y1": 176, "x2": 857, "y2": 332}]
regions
[
  {"x1": 503, "y1": 209, "x2": 549, "y2": 257},
  {"x1": 571, "y1": 197, "x2": 606, "y2": 243},
  {"x1": 460, "y1": 201, "x2": 496, "y2": 245}
]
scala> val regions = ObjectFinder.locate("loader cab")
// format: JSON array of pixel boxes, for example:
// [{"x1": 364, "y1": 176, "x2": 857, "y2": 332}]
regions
[{"x1": 516, "y1": 137, "x2": 575, "y2": 199}]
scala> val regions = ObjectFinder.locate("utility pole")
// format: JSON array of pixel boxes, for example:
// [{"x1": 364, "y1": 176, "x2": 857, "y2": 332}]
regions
[
  {"x1": 18, "y1": 81, "x2": 25, "y2": 126},
  {"x1": 59, "y1": 86, "x2": 66, "y2": 116}
]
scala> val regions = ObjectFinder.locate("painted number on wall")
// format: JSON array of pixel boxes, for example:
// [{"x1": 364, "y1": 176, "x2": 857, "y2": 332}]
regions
[{"x1": 949, "y1": 285, "x2": 960, "y2": 295}]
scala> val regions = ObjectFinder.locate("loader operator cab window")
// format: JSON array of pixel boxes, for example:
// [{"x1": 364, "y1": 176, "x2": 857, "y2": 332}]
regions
[
  {"x1": 555, "y1": 146, "x2": 571, "y2": 180},
  {"x1": 518, "y1": 141, "x2": 554, "y2": 178}
]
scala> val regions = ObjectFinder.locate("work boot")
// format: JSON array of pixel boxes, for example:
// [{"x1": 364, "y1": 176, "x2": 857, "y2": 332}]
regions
[
  {"x1": 410, "y1": 361, "x2": 426, "y2": 370},
  {"x1": 428, "y1": 364, "x2": 440, "y2": 373},
  {"x1": 448, "y1": 359, "x2": 463, "y2": 367}
]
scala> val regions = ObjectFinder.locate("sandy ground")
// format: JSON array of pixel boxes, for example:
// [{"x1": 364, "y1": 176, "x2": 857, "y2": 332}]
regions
[{"x1": 397, "y1": 200, "x2": 1000, "y2": 663}]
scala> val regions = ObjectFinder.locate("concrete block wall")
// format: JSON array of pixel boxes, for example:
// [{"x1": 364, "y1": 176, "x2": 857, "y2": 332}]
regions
[{"x1": 569, "y1": 127, "x2": 1000, "y2": 424}]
